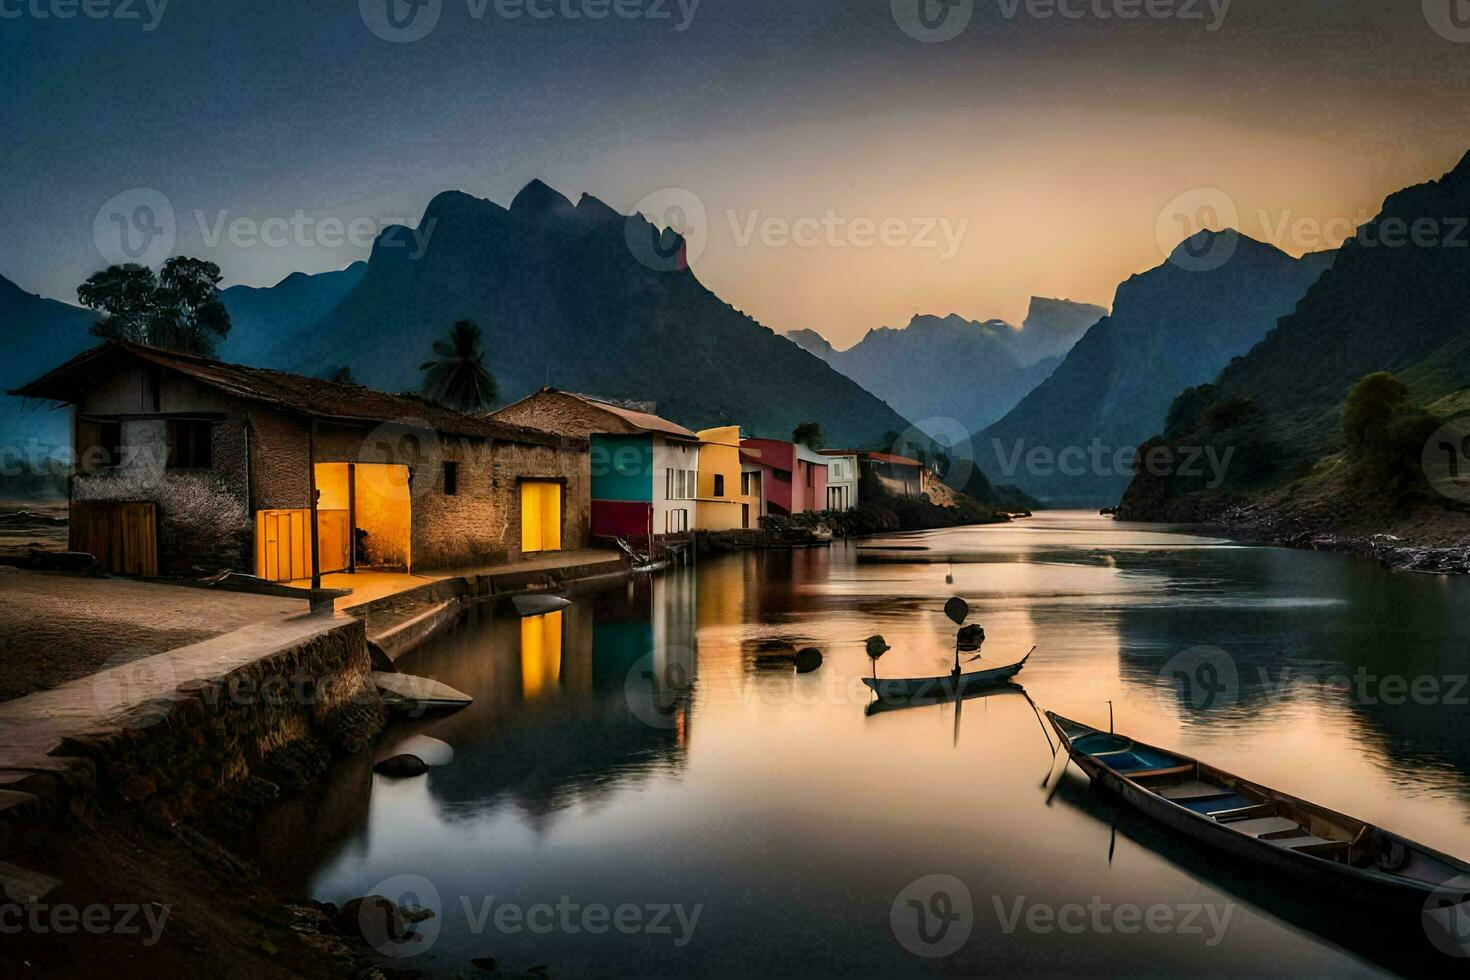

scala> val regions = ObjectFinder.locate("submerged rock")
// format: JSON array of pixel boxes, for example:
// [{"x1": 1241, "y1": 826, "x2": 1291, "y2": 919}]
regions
[{"x1": 373, "y1": 754, "x2": 428, "y2": 778}]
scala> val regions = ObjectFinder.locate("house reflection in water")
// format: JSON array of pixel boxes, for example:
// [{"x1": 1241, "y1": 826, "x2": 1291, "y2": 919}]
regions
[
  {"x1": 376, "y1": 572, "x2": 697, "y2": 827},
  {"x1": 520, "y1": 610, "x2": 564, "y2": 699}
]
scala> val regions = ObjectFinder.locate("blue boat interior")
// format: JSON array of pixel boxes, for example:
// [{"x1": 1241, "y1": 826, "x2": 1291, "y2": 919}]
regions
[{"x1": 1069, "y1": 731, "x2": 1185, "y2": 773}]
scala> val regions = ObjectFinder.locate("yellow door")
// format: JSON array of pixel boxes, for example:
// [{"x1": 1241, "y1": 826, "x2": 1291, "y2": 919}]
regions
[
  {"x1": 521, "y1": 482, "x2": 562, "y2": 553},
  {"x1": 256, "y1": 509, "x2": 311, "y2": 582}
]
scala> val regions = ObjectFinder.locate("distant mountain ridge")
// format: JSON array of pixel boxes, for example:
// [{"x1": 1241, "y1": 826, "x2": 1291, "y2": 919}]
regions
[
  {"x1": 981, "y1": 232, "x2": 1335, "y2": 504},
  {"x1": 0, "y1": 274, "x2": 95, "y2": 461},
  {"x1": 263, "y1": 180, "x2": 918, "y2": 446},
  {"x1": 220, "y1": 262, "x2": 366, "y2": 366},
  {"x1": 785, "y1": 296, "x2": 1106, "y2": 439},
  {"x1": 1120, "y1": 150, "x2": 1470, "y2": 525}
]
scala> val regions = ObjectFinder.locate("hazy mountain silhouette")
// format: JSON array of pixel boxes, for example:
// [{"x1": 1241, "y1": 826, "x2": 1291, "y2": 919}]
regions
[
  {"x1": 220, "y1": 262, "x2": 366, "y2": 366},
  {"x1": 0, "y1": 273, "x2": 95, "y2": 458},
  {"x1": 785, "y1": 297, "x2": 1105, "y2": 438},
  {"x1": 1122, "y1": 151, "x2": 1470, "y2": 518},
  {"x1": 1014, "y1": 295, "x2": 1109, "y2": 366},
  {"x1": 981, "y1": 232, "x2": 1335, "y2": 503},
  {"x1": 273, "y1": 182, "x2": 916, "y2": 445}
]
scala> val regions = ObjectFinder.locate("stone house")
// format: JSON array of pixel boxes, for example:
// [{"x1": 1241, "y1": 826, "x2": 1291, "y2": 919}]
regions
[
  {"x1": 11, "y1": 340, "x2": 590, "y2": 580},
  {"x1": 491, "y1": 387, "x2": 700, "y2": 540}
]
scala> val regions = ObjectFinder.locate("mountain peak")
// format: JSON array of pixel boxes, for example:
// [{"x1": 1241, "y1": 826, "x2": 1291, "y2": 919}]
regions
[
  {"x1": 1451, "y1": 149, "x2": 1470, "y2": 180},
  {"x1": 511, "y1": 179, "x2": 575, "y2": 215}
]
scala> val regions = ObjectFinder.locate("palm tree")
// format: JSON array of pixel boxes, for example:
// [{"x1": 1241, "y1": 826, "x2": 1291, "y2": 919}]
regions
[{"x1": 419, "y1": 320, "x2": 499, "y2": 412}]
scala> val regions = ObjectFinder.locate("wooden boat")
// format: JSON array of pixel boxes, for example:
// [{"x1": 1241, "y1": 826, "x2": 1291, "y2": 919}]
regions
[
  {"x1": 863, "y1": 651, "x2": 1032, "y2": 702},
  {"x1": 864, "y1": 680, "x2": 1023, "y2": 716},
  {"x1": 1047, "y1": 712, "x2": 1470, "y2": 909},
  {"x1": 510, "y1": 594, "x2": 571, "y2": 616},
  {"x1": 372, "y1": 671, "x2": 474, "y2": 713}
]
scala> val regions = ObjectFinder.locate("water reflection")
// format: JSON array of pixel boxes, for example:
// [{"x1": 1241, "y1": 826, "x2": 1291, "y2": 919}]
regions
[{"x1": 256, "y1": 513, "x2": 1470, "y2": 977}]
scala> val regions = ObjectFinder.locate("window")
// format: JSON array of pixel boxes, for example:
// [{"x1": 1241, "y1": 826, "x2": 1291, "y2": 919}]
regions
[
  {"x1": 99, "y1": 420, "x2": 122, "y2": 469},
  {"x1": 443, "y1": 461, "x2": 458, "y2": 496},
  {"x1": 167, "y1": 419, "x2": 212, "y2": 469},
  {"x1": 740, "y1": 472, "x2": 750, "y2": 495},
  {"x1": 713, "y1": 474, "x2": 725, "y2": 497},
  {"x1": 666, "y1": 509, "x2": 688, "y2": 533},
  {"x1": 666, "y1": 468, "x2": 697, "y2": 500}
]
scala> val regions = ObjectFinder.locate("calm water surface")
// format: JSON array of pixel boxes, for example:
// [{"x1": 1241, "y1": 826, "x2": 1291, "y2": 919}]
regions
[{"x1": 257, "y1": 513, "x2": 1470, "y2": 977}]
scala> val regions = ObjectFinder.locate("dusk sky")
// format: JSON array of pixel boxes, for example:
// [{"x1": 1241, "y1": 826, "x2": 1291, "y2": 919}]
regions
[{"x1": 4, "y1": 0, "x2": 1469, "y2": 346}]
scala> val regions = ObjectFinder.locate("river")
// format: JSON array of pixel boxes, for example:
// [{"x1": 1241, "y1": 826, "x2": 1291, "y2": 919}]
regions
[{"x1": 255, "y1": 512, "x2": 1470, "y2": 977}]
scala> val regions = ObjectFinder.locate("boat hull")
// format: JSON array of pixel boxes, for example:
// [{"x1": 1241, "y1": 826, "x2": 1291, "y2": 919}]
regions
[
  {"x1": 863, "y1": 658, "x2": 1028, "y2": 702},
  {"x1": 1051, "y1": 713, "x2": 1470, "y2": 908}
]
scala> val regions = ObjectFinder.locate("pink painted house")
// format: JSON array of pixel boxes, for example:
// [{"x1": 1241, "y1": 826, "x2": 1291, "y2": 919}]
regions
[{"x1": 739, "y1": 438, "x2": 829, "y2": 515}]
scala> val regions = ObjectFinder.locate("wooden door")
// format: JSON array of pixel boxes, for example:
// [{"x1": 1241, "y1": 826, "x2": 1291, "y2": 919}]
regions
[
  {"x1": 256, "y1": 509, "x2": 310, "y2": 582},
  {"x1": 316, "y1": 510, "x2": 350, "y2": 574},
  {"x1": 70, "y1": 500, "x2": 158, "y2": 576},
  {"x1": 520, "y1": 482, "x2": 563, "y2": 553}
]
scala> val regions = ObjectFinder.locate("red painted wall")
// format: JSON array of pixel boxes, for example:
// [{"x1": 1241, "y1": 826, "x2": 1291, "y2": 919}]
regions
[
  {"x1": 793, "y1": 457, "x2": 829, "y2": 513},
  {"x1": 740, "y1": 439, "x2": 829, "y2": 514},
  {"x1": 741, "y1": 439, "x2": 795, "y2": 515},
  {"x1": 592, "y1": 500, "x2": 653, "y2": 538}
]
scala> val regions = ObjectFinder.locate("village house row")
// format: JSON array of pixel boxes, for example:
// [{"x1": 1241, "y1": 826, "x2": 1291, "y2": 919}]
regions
[{"x1": 11, "y1": 341, "x2": 934, "y2": 580}]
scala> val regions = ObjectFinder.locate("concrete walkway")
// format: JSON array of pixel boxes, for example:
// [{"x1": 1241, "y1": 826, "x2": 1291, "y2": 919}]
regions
[{"x1": 289, "y1": 547, "x2": 626, "y2": 613}]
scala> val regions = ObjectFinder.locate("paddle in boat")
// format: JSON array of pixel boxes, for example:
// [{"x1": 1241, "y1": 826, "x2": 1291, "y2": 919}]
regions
[{"x1": 1047, "y1": 712, "x2": 1470, "y2": 913}]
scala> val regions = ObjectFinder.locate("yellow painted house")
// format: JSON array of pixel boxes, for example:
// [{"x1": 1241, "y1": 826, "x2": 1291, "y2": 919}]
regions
[{"x1": 695, "y1": 426, "x2": 745, "y2": 530}]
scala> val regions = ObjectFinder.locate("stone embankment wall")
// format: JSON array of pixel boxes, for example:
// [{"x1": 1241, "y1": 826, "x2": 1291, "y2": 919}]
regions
[{"x1": 0, "y1": 618, "x2": 385, "y2": 854}]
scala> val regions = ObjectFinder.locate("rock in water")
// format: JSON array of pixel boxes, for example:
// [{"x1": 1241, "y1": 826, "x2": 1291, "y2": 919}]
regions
[
  {"x1": 373, "y1": 754, "x2": 428, "y2": 778},
  {"x1": 794, "y1": 648, "x2": 823, "y2": 673}
]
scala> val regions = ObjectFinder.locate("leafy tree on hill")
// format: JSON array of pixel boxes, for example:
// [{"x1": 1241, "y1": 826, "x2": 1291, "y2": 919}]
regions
[
  {"x1": 1343, "y1": 372, "x2": 1439, "y2": 494},
  {"x1": 78, "y1": 257, "x2": 231, "y2": 356},
  {"x1": 792, "y1": 421, "x2": 823, "y2": 448}
]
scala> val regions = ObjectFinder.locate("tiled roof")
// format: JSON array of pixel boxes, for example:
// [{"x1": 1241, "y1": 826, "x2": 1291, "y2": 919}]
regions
[{"x1": 555, "y1": 390, "x2": 700, "y2": 441}]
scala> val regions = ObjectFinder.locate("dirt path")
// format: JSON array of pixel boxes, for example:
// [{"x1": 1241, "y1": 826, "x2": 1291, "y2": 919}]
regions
[{"x1": 0, "y1": 569, "x2": 305, "y2": 701}]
